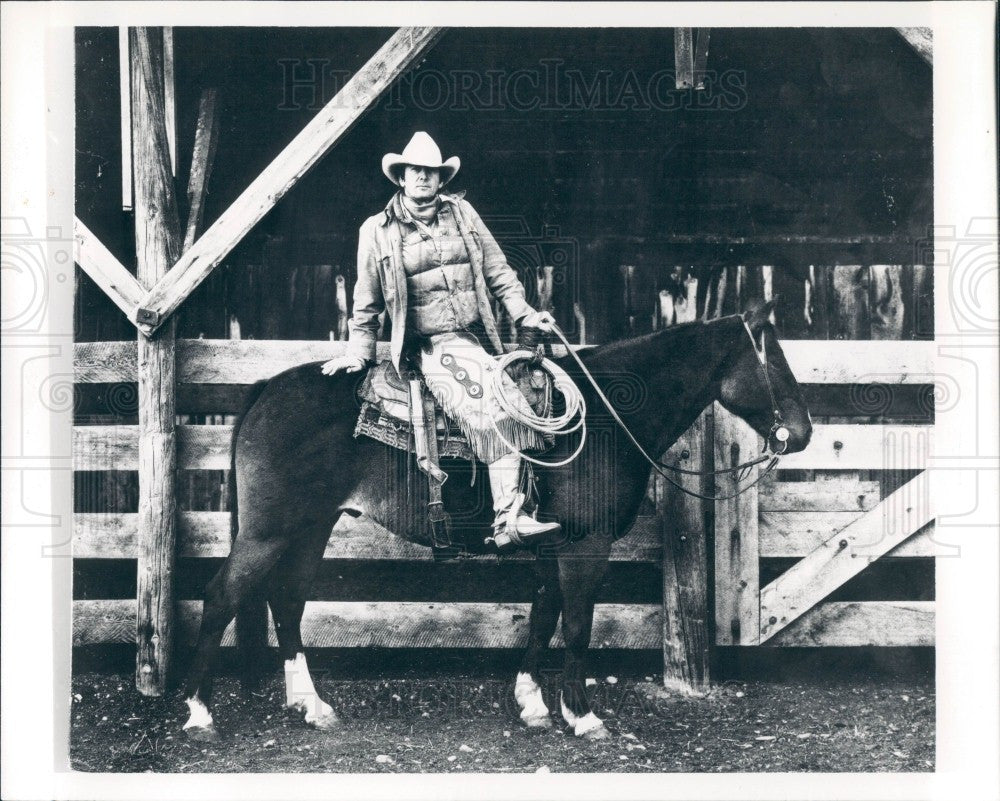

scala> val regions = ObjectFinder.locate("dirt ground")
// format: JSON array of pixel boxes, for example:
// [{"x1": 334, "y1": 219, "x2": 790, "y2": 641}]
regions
[{"x1": 70, "y1": 669, "x2": 934, "y2": 773}]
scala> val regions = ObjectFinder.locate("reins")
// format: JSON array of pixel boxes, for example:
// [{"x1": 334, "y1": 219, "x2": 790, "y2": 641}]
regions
[{"x1": 494, "y1": 316, "x2": 790, "y2": 502}]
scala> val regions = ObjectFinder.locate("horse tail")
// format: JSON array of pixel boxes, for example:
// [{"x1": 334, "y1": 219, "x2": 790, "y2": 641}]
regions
[{"x1": 232, "y1": 380, "x2": 270, "y2": 694}]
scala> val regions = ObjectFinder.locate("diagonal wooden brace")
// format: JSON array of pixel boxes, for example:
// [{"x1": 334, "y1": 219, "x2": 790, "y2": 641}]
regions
[
  {"x1": 134, "y1": 26, "x2": 446, "y2": 336},
  {"x1": 758, "y1": 471, "x2": 933, "y2": 643},
  {"x1": 73, "y1": 216, "x2": 145, "y2": 325}
]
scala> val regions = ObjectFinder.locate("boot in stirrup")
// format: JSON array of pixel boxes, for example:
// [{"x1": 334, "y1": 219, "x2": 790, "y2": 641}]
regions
[{"x1": 485, "y1": 453, "x2": 561, "y2": 553}]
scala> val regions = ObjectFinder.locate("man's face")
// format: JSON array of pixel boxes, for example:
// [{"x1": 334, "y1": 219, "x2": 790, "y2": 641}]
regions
[{"x1": 400, "y1": 165, "x2": 441, "y2": 201}]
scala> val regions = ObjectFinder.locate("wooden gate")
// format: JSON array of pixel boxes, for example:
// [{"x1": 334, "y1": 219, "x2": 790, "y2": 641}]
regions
[{"x1": 711, "y1": 340, "x2": 936, "y2": 648}]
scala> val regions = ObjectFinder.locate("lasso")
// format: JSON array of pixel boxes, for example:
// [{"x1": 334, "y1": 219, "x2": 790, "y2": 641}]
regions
[{"x1": 488, "y1": 326, "x2": 588, "y2": 467}]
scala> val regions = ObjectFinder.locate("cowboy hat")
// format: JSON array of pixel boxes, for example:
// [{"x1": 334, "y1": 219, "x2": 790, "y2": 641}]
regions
[{"x1": 381, "y1": 131, "x2": 460, "y2": 185}]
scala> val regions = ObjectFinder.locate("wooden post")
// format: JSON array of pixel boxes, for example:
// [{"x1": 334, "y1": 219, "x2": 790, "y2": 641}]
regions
[
  {"x1": 831, "y1": 265, "x2": 871, "y2": 339},
  {"x1": 693, "y1": 28, "x2": 711, "y2": 90},
  {"x1": 119, "y1": 27, "x2": 133, "y2": 211},
  {"x1": 573, "y1": 301, "x2": 586, "y2": 345},
  {"x1": 713, "y1": 404, "x2": 761, "y2": 645},
  {"x1": 335, "y1": 274, "x2": 349, "y2": 340},
  {"x1": 659, "y1": 411, "x2": 710, "y2": 693},
  {"x1": 870, "y1": 265, "x2": 905, "y2": 341},
  {"x1": 131, "y1": 27, "x2": 183, "y2": 695},
  {"x1": 162, "y1": 27, "x2": 177, "y2": 177},
  {"x1": 674, "y1": 28, "x2": 694, "y2": 89},
  {"x1": 183, "y1": 88, "x2": 220, "y2": 253},
  {"x1": 620, "y1": 264, "x2": 636, "y2": 334},
  {"x1": 674, "y1": 273, "x2": 698, "y2": 323}
]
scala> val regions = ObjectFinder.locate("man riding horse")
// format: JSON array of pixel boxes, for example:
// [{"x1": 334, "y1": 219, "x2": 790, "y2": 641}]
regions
[
  {"x1": 178, "y1": 133, "x2": 813, "y2": 742},
  {"x1": 322, "y1": 131, "x2": 561, "y2": 549}
]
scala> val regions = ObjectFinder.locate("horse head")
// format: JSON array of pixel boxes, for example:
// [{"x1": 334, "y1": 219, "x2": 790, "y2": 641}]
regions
[{"x1": 717, "y1": 298, "x2": 812, "y2": 454}]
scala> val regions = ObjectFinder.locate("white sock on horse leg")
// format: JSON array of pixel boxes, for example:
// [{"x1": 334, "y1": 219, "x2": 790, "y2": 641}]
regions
[
  {"x1": 560, "y1": 692, "x2": 605, "y2": 736},
  {"x1": 183, "y1": 696, "x2": 214, "y2": 729},
  {"x1": 284, "y1": 652, "x2": 334, "y2": 720},
  {"x1": 514, "y1": 671, "x2": 550, "y2": 721}
]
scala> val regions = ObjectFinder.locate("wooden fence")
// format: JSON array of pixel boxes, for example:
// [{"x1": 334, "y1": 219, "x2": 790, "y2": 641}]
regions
[{"x1": 72, "y1": 323, "x2": 935, "y2": 658}]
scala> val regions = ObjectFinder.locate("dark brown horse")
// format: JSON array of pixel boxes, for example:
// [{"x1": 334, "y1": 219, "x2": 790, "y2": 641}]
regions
[{"x1": 181, "y1": 299, "x2": 811, "y2": 740}]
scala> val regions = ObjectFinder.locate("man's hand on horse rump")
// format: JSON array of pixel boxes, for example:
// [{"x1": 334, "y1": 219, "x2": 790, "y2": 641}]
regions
[
  {"x1": 521, "y1": 310, "x2": 556, "y2": 332},
  {"x1": 321, "y1": 355, "x2": 366, "y2": 375}
]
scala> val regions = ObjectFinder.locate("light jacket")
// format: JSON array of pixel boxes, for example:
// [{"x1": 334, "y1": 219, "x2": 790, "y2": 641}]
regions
[{"x1": 347, "y1": 192, "x2": 536, "y2": 372}]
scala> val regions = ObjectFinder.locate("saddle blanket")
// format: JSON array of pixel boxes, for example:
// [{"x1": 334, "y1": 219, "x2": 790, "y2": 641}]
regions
[
  {"x1": 353, "y1": 361, "x2": 475, "y2": 460},
  {"x1": 353, "y1": 398, "x2": 476, "y2": 461}
]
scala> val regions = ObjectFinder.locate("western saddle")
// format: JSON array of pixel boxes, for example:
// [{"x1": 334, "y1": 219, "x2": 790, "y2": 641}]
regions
[{"x1": 353, "y1": 351, "x2": 553, "y2": 559}]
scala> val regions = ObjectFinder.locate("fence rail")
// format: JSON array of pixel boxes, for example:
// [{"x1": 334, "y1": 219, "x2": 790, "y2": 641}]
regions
[
  {"x1": 72, "y1": 334, "x2": 935, "y2": 658},
  {"x1": 72, "y1": 599, "x2": 933, "y2": 650},
  {"x1": 75, "y1": 339, "x2": 936, "y2": 385}
]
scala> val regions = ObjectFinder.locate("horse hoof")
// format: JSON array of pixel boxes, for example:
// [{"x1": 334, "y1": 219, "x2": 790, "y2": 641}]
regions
[
  {"x1": 305, "y1": 713, "x2": 341, "y2": 730},
  {"x1": 184, "y1": 724, "x2": 220, "y2": 743},
  {"x1": 579, "y1": 723, "x2": 611, "y2": 741},
  {"x1": 521, "y1": 714, "x2": 553, "y2": 730}
]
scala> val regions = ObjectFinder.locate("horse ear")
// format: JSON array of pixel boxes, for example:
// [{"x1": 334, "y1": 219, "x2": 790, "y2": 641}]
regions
[{"x1": 742, "y1": 297, "x2": 778, "y2": 332}]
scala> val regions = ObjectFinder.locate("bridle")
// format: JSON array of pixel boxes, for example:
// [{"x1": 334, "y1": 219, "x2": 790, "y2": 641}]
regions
[{"x1": 552, "y1": 314, "x2": 790, "y2": 502}]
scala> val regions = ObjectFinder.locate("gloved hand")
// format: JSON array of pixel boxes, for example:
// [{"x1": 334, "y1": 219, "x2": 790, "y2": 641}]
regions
[
  {"x1": 321, "y1": 355, "x2": 366, "y2": 375},
  {"x1": 520, "y1": 310, "x2": 556, "y2": 332}
]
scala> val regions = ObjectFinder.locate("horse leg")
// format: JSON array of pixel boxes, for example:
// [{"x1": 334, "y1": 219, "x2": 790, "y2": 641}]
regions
[
  {"x1": 514, "y1": 555, "x2": 561, "y2": 729},
  {"x1": 557, "y1": 541, "x2": 612, "y2": 740},
  {"x1": 182, "y1": 534, "x2": 288, "y2": 739},
  {"x1": 268, "y1": 524, "x2": 340, "y2": 729}
]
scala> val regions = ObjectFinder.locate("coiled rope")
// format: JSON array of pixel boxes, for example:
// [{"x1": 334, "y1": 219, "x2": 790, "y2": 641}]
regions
[{"x1": 488, "y1": 333, "x2": 588, "y2": 467}]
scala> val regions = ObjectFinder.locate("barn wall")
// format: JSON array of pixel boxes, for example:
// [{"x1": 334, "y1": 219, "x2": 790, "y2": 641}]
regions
[{"x1": 75, "y1": 26, "x2": 932, "y2": 345}]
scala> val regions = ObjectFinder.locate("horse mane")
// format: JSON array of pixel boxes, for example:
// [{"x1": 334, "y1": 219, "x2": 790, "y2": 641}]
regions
[{"x1": 579, "y1": 316, "x2": 735, "y2": 368}]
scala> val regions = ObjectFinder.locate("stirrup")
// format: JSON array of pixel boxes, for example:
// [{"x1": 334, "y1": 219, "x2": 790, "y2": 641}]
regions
[
  {"x1": 485, "y1": 492, "x2": 563, "y2": 553},
  {"x1": 486, "y1": 517, "x2": 563, "y2": 554}
]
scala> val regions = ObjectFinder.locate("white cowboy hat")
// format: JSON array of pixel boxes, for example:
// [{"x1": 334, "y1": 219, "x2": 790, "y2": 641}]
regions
[{"x1": 381, "y1": 131, "x2": 460, "y2": 185}]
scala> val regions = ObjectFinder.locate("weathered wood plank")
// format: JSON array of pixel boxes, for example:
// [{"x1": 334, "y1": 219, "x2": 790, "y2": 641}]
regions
[
  {"x1": 118, "y1": 27, "x2": 132, "y2": 210},
  {"x1": 759, "y1": 480, "x2": 880, "y2": 511},
  {"x1": 135, "y1": 27, "x2": 446, "y2": 335},
  {"x1": 162, "y1": 27, "x2": 176, "y2": 176},
  {"x1": 74, "y1": 341, "x2": 138, "y2": 383},
  {"x1": 831, "y1": 265, "x2": 871, "y2": 340},
  {"x1": 659, "y1": 411, "x2": 710, "y2": 692},
  {"x1": 73, "y1": 217, "x2": 144, "y2": 321},
  {"x1": 760, "y1": 515, "x2": 938, "y2": 558},
  {"x1": 72, "y1": 423, "x2": 931, "y2": 473},
  {"x1": 778, "y1": 424, "x2": 931, "y2": 470},
  {"x1": 895, "y1": 27, "x2": 932, "y2": 66},
  {"x1": 758, "y1": 472, "x2": 933, "y2": 642},
  {"x1": 131, "y1": 26, "x2": 183, "y2": 696},
  {"x1": 73, "y1": 600, "x2": 662, "y2": 650},
  {"x1": 74, "y1": 339, "x2": 937, "y2": 386},
  {"x1": 713, "y1": 404, "x2": 760, "y2": 645},
  {"x1": 693, "y1": 28, "x2": 711, "y2": 90},
  {"x1": 767, "y1": 601, "x2": 934, "y2": 647},
  {"x1": 870, "y1": 265, "x2": 906, "y2": 341},
  {"x1": 176, "y1": 425, "x2": 230, "y2": 469},
  {"x1": 183, "y1": 88, "x2": 220, "y2": 253},
  {"x1": 73, "y1": 511, "x2": 662, "y2": 562},
  {"x1": 74, "y1": 425, "x2": 231, "y2": 470},
  {"x1": 674, "y1": 27, "x2": 694, "y2": 89}
]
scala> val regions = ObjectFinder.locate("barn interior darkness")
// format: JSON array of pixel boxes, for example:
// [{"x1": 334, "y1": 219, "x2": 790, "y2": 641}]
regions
[{"x1": 75, "y1": 26, "x2": 932, "y2": 345}]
